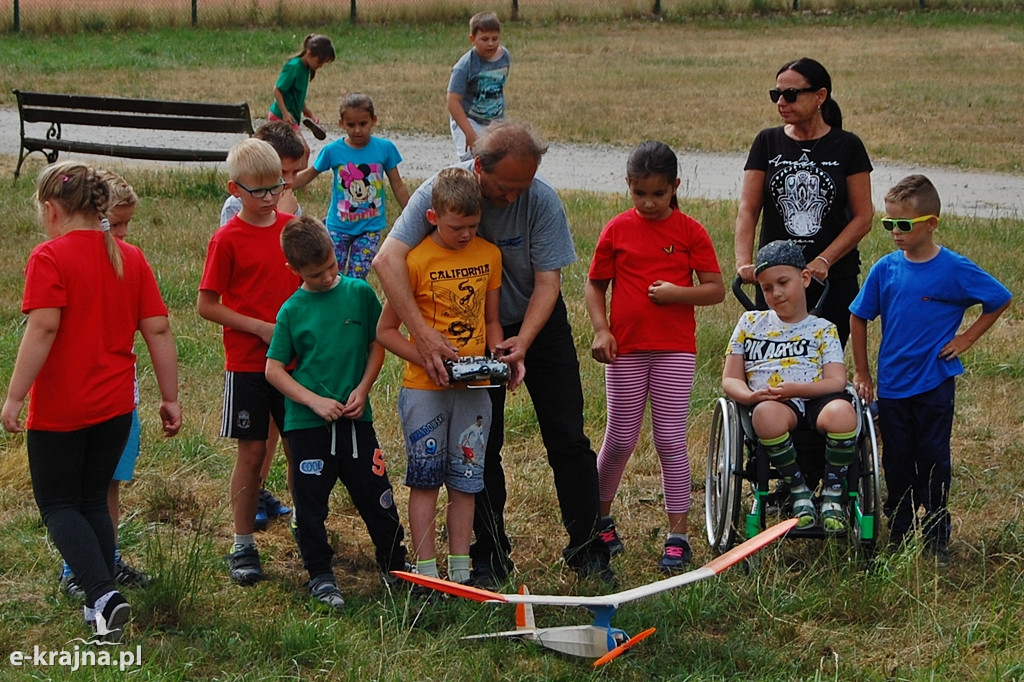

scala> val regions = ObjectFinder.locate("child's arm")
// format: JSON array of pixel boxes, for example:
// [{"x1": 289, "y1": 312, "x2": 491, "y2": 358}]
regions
[
  {"x1": 768, "y1": 362, "x2": 848, "y2": 401},
  {"x1": 291, "y1": 165, "x2": 320, "y2": 191},
  {"x1": 385, "y1": 167, "x2": 411, "y2": 210},
  {"x1": 484, "y1": 288, "x2": 524, "y2": 392},
  {"x1": 375, "y1": 300, "x2": 423, "y2": 366},
  {"x1": 648, "y1": 270, "x2": 726, "y2": 306},
  {"x1": 446, "y1": 93, "x2": 478, "y2": 152},
  {"x1": 939, "y1": 300, "x2": 1011, "y2": 361},
  {"x1": 340, "y1": 341, "x2": 385, "y2": 420},
  {"x1": 722, "y1": 353, "x2": 768, "y2": 406},
  {"x1": 1, "y1": 307, "x2": 59, "y2": 433},
  {"x1": 273, "y1": 87, "x2": 295, "y2": 126},
  {"x1": 138, "y1": 315, "x2": 182, "y2": 437},
  {"x1": 197, "y1": 290, "x2": 275, "y2": 345},
  {"x1": 585, "y1": 277, "x2": 617, "y2": 364},
  {"x1": 265, "y1": 358, "x2": 346, "y2": 422},
  {"x1": 850, "y1": 314, "x2": 874, "y2": 403}
]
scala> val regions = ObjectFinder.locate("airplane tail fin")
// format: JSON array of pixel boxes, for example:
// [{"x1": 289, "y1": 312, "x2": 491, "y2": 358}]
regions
[{"x1": 515, "y1": 585, "x2": 535, "y2": 631}]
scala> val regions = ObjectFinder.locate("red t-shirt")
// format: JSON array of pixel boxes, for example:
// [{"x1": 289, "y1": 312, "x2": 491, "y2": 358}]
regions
[
  {"x1": 22, "y1": 230, "x2": 168, "y2": 431},
  {"x1": 199, "y1": 211, "x2": 299, "y2": 372},
  {"x1": 588, "y1": 208, "x2": 721, "y2": 354}
]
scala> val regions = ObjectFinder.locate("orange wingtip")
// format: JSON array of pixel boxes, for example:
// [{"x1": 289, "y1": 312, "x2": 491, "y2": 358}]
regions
[
  {"x1": 593, "y1": 627, "x2": 657, "y2": 667},
  {"x1": 703, "y1": 517, "x2": 799, "y2": 574},
  {"x1": 389, "y1": 571, "x2": 508, "y2": 603}
]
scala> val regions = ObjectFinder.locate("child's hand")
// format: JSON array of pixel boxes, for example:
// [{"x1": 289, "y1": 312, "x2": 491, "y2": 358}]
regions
[
  {"x1": 746, "y1": 387, "x2": 781, "y2": 404},
  {"x1": 648, "y1": 280, "x2": 680, "y2": 305},
  {"x1": 341, "y1": 389, "x2": 368, "y2": 420},
  {"x1": 938, "y1": 334, "x2": 973, "y2": 361},
  {"x1": 1, "y1": 397, "x2": 24, "y2": 433},
  {"x1": 310, "y1": 395, "x2": 346, "y2": 422},
  {"x1": 765, "y1": 381, "x2": 800, "y2": 400},
  {"x1": 591, "y1": 330, "x2": 617, "y2": 364},
  {"x1": 160, "y1": 400, "x2": 182, "y2": 437},
  {"x1": 853, "y1": 371, "x2": 875, "y2": 403}
]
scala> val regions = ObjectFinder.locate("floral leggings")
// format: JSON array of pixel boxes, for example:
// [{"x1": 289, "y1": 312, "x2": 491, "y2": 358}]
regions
[{"x1": 331, "y1": 230, "x2": 381, "y2": 280}]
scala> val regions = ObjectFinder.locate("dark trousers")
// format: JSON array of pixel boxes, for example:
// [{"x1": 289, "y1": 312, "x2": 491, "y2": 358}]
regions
[
  {"x1": 288, "y1": 421, "x2": 407, "y2": 580},
  {"x1": 28, "y1": 413, "x2": 132, "y2": 606},
  {"x1": 471, "y1": 296, "x2": 608, "y2": 573},
  {"x1": 877, "y1": 377, "x2": 955, "y2": 546}
]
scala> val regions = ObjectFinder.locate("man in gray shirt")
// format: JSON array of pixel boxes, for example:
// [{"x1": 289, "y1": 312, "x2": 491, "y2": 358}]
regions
[{"x1": 373, "y1": 121, "x2": 613, "y2": 586}]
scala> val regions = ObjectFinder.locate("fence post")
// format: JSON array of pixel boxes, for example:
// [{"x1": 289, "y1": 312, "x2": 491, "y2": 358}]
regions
[
  {"x1": 511, "y1": 0, "x2": 519, "y2": 21},
  {"x1": 652, "y1": 0, "x2": 662, "y2": 16},
  {"x1": 14, "y1": 0, "x2": 19, "y2": 31},
  {"x1": 351, "y1": 0, "x2": 357, "y2": 23},
  {"x1": 192, "y1": 0, "x2": 197, "y2": 26}
]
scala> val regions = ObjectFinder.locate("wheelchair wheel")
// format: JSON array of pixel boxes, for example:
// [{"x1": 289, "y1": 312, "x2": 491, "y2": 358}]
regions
[
  {"x1": 705, "y1": 398, "x2": 744, "y2": 555},
  {"x1": 852, "y1": 399, "x2": 883, "y2": 555}
]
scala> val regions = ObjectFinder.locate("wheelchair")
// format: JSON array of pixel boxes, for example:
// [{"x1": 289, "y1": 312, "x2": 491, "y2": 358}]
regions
[{"x1": 704, "y1": 278, "x2": 883, "y2": 556}]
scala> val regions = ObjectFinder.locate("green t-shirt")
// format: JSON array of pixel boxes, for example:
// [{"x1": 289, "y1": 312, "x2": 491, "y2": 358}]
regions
[
  {"x1": 269, "y1": 56, "x2": 311, "y2": 122},
  {"x1": 267, "y1": 277, "x2": 382, "y2": 431}
]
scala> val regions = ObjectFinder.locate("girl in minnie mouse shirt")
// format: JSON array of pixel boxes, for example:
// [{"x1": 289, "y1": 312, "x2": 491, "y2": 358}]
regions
[{"x1": 292, "y1": 92, "x2": 410, "y2": 279}]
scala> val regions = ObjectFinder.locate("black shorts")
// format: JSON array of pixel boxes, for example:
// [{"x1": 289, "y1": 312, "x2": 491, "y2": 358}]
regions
[
  {"x1": 220, "y1": 371, "x2": 285, "y2": 440},
  {"x1": 782, "y1": 391, "x2": 853, "y2": 432}
]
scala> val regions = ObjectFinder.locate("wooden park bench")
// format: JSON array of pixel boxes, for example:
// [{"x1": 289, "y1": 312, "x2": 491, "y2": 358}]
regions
[{"x1": 12, "y1": 89, "x2": 254, "y2": 179}]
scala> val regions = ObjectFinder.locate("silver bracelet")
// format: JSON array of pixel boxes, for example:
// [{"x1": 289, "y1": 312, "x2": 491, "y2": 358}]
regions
[{"x1": 814, "y1": 255, "x2": 830, "y2": 267}]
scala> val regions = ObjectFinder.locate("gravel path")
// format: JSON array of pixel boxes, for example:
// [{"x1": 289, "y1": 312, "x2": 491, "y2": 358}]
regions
[{"x1": 4, "y1": 108, "x2": 1023, "y2": 219}]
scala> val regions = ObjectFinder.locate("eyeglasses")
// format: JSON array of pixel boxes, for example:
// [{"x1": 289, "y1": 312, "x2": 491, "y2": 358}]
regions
[
  {"x1": 881, "y1": 215, "x2": 938, "y2": 232},
  {"x1": 235, "y1": 179, "x2": 286, "y2": 199},
  {"x1": 769, "y1": 87, "x2": 819, "y2": 104}
]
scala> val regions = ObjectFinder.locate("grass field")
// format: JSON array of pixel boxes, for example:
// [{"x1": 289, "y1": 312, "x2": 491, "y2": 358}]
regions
[{"x1": 1, "y1": 11, "x2": 1023, "y2": 682}]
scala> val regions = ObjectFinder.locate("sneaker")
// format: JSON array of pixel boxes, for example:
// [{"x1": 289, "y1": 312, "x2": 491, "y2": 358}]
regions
[
  {"x1": 465, "y1": 565, "x2": 504, "y2": 590},
  {"x1": 226, "y1": 545, "x2": 263, "y2": 586},
  {"x1": 381, "y1": 562, "x2": 413, "y2": 587},
  {"x1": 308, "y1": 574, "x2": 345, "y2": 612},
  {"x1": 820, "y1": 496, "x2": 847, "y2": 535},
  {"x1": 596, "y1": 518, "x2": 625, "y2": 556},
  {"x1": 302, "y1": 117, "x2": 327, "y2": 140},
  {"x1": 59, "y1": 566, "x2": 86, "y2": 600},
  {"x1": 659, "y1": 537, "x2": 693, "y2": 574},
  {"x1": 260, "y1": 488, "x2": 292, "y2": 517},
  {"x1": 791, "y1": 489, "x2": 817, "y2": 529},
  {"x1": 571, "y1": 558, "x2": 618, "y2": 588},
  {"x1": 924, "y1": 539, "x2": 951, "y2": 566},
  {"x1": 254, "y1": 500, "x2": 269, "y2": 532},
  {"x1": 114, "y1": 559, "x2": 152, "y2": 589},
  {"x1": 94, "y1": 592, "x2": 130, "y2": 644}
]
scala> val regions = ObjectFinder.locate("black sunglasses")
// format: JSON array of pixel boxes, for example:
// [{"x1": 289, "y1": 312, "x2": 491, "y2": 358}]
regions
[{"x1": 769, "y1": 87, "x2": 819, "y2": 104}]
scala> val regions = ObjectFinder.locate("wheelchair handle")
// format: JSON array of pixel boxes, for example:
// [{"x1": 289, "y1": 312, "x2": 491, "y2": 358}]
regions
[{"x1": 731, "y1": 275, "x2": 830, "y2": 316}]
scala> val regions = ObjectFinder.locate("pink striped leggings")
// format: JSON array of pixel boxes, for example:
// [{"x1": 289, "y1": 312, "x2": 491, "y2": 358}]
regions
[{"x1": 597, "y1": 351, "x2": 695, "y2": 514}]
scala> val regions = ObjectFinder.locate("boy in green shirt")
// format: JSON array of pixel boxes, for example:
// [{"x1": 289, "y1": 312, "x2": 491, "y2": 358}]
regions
[{"x1": 266, "y1": 216, "x2": 407, "y2": 611}]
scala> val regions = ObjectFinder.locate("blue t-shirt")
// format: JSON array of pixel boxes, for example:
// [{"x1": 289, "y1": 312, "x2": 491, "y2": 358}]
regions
[
  {"x1": 849, "y1": 247, "x2": 1011, "y2": 399},
  {"x1": 312, "y1": 136, "x2": 403, "y2": 237},
  {"x1": 447, "y1": 47, "x2": 511, "y2": 124}
]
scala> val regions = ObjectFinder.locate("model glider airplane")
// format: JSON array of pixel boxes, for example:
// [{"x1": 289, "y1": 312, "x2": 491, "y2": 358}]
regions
[{"x1": 393, "y1": 517, "x2": 798, "y2": 666}]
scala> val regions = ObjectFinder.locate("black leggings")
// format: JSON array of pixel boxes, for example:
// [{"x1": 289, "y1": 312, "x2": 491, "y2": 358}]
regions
[{"x1": 28, "y1": 413, "x2": 131, "y2": 606}]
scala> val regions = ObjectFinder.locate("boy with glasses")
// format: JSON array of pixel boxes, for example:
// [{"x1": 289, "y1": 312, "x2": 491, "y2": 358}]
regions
[
  {"x1": 198, "y1": 138, "x2": 300, "y2": 585},
  {"x1": 850, "y1": 174, "x2": 1011, "y2": 562}
]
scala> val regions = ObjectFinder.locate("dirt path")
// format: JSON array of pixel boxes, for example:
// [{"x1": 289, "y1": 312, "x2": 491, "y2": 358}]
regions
[{"x1": 4, "y1": 108, "x2": 1023, "y2": 219}]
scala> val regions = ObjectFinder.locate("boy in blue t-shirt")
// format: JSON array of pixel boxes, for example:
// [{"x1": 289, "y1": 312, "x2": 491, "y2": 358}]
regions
[
  {"x1": 850, "y1": 174, "x2": 1012, "y2": 562},
  {"x1": 266, "y1": 215, "x2": 407, "y2": 611},
  {"x1": 446, "y1": 11, "x2": 511, "y2": 161}
]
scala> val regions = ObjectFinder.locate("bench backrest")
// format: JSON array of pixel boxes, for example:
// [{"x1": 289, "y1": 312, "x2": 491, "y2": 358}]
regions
[{"x1": 13, "y1": 89, "x2": 254, "y2": 135}]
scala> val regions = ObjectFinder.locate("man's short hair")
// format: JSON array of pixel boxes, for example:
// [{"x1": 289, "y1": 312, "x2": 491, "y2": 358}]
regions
[
  {"x1": 281, "y1": 216, "x2": 335, "y2": 269},
  {"x1": 470, "y1": 11, "x2": 500, "y2": 34},
  {"x1": 431, "y1": 167, "x2": 482, "y2": 217},
  {"x1": 255, "y1": 121, "x2": 306, "y2": 162},
  {"x1": 473, "y1": 120, "x2": 548, "y2": 174},
  {"x1": 885, "y1": 174, "x2": 942, "y2": 217},
  {"x1": 227, "y1": 138, "x2": 282, "y2": 182}
]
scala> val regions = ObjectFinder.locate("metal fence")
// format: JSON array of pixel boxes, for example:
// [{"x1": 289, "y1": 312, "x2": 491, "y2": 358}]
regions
[{"x1": 3, "y1": 0, "x2": 1002, "y2": 33}]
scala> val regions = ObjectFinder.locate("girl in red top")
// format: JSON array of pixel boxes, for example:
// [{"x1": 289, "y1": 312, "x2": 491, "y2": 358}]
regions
[
  {"x1": 1, "y1": 162, "x2": 181, "y2": 642},
  {"x1": 585, "y1": 141, "x2": 724, "y2": 573}
]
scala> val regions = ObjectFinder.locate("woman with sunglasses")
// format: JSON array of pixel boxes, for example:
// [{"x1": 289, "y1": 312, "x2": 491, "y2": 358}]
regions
[{"x1": 734, "y1": 57, "x2": 873, "y2": 346}]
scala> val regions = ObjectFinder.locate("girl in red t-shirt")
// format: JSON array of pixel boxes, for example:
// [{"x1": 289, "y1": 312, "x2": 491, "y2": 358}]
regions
[
  {"x1": 585, "y1": 140, "x2": 725, "y2": 573},
  {"x1": 1, "y1": 162, "x2": 181, "y2": 643}
]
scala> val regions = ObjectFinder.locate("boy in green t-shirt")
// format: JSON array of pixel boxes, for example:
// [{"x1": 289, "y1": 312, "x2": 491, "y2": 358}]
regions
[{"x1": 266, "y1": 215, "x2": 407, "y2": 611}]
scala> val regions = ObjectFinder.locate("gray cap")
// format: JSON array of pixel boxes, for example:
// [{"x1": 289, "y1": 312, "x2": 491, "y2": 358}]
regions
[{"x1": 755, "y1": 240, "x2": 806, "y2": 275}]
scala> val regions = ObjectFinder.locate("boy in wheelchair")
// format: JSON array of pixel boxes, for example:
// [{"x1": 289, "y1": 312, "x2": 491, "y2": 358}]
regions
[{"x1": 722, "y1": 240, "x2": 858, "y2": 533}]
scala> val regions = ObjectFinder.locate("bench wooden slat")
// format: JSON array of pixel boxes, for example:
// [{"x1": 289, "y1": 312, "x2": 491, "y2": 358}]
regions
[
  {"x1": 22, "y1": 138, "x2": 229, "y2": 163},
  {"x1": 16, "y1": 90, "x2": 250, "y2": 120},
  {"x1": 20, "y1": 107, "x2": 254, "y2": 134}
]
